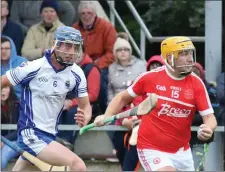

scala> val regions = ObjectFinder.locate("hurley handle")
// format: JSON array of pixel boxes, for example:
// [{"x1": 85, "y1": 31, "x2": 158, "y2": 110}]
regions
[
  {"x1": 79, "y1": 116, "x2": 115, "y2": 135},
  {"x1": 1, "y1": 135, "x2": 23, "y2": 154}
]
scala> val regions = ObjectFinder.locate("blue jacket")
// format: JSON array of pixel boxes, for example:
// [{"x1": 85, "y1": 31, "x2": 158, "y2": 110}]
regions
[{"x1": 1, "y1": 35, "x2": 27, "y2": 99}]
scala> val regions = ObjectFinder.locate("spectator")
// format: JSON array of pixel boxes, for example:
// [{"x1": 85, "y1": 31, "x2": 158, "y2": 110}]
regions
[
  {"x1": 1, "y1": 36, "x2": 27, "y2": 99},
  {"x1": 190, "y1": 62, "x2": 220, "y2": 171},
  {"x1": 146, "y1": 55, "x2": 165, "y2": 71},
  {"x1": 73, "y1": 1, "x2": 117, "y2": 113},
  {"x1": 1, "y1": 0, "x2": 24, "y2": 55},
  {"x1": 1, "y1": 86, "x2": 20, "y2": 170},
  {"x1": 21, "y1": 0, "x2": 64, "y2": 60},
  {"x1": 216, "y1": 72, "x2": 224, "y2": 126},
  {"x1": 86, "y1": 1, "x2": 110, "y2": 22},
  {"x1": 116, "y1": 32, "x2": 129, "y2": 41},
  {"x1": 192, "y1": 62, "x2": 220, "y2": 109},
  {"x1": 108, "y1": 37, "x2": 146, "y2": 103},
  {"x1": 108, "y1": 37, "x2": 146, "y2": 171},
  {"x1": 216, "y1": 72, "x2": 224, "y2": 106},
  {"x1": 71, "y1": 1, "x2": 110, "y2": 23},
  {"x1": 10, "y1": 0, "x2": 75, "y2": 29},
  {"x1": 216, "y1": 72, "x2": 225, "y2": 170},
  {"x1": 57, "y1": 47, "x2": 101, "y2": 147},
  {"x1": 5, "y1": 0, "x2": 12, "y2": 16}
]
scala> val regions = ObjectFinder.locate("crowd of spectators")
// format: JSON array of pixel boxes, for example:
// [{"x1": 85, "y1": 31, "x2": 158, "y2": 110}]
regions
[{"x1": 1, "y1": 0, "x2": 224, "y2": 170}]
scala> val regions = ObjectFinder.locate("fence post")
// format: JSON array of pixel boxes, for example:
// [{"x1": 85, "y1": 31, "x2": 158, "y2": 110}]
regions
[
  {"x1": 205, "y1": 0, "x2": 222, "y2": 81},
  {"x1": 140, "y1": 29, "x2": 146, "y2": 61},
  {"x1": 109, "y1": 1, "x2": 115, "y2": 26},
  {"x1": 204, "y1": 133, "x2": 224, "y2": 171}
]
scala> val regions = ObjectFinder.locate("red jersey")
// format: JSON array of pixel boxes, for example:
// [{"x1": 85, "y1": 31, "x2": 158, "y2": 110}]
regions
[{"x1": 127, "y1": 66, "x2": 214, "y2": 153}]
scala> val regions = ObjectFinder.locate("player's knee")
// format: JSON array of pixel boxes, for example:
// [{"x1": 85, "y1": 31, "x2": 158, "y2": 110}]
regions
[{"x1": 70, "y1": 158, "x2": 86, "y2": 171}]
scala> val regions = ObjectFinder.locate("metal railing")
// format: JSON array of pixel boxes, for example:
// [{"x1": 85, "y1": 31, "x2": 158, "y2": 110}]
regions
[
  {"x1": 1, "y1": 124, "x2": 224, "y2": 132},
  {"x1": 124, "y1": 1, "x2": 205, "y2": 43},
  {"x1": 1, "y1": 124, "x2": 224, "y2": 171},
  {"x1": 106, "y1": 0, "x2": 141, "y2": 59},
  {"x1": 106, "y1": 0, "x2": 205, "y2": 61}
]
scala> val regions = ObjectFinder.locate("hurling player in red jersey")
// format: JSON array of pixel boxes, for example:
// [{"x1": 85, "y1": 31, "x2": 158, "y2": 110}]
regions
[{"x1": 94, "y1": 36, "x2": 217, "y2": 171}]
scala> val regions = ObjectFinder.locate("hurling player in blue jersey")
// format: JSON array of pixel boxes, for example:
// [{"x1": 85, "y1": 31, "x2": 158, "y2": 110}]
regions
[{"x1": 1, "y1": 26, "x2": 92, "y2": 171}]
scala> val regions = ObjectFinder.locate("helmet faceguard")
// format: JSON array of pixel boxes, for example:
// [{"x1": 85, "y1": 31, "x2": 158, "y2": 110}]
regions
[
  {"x1": 161, "y1": 37, "x2": 196, "y2": 77},
  {"x1": 52, "y1": 26, "x2": 83, "y2": 67}
]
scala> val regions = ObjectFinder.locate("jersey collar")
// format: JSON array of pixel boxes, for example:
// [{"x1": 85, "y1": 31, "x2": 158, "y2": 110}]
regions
[
  {"x1": 165, "y1": 67, "x2": 186, "y2": 80},
  {"x1": 44, "y1": 50, "x2": 68, "y2": 73}
]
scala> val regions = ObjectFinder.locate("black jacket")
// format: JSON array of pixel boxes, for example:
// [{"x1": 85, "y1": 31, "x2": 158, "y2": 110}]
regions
[{"x1": 2, "y1": 19, "x2": 24, "y2": 55}]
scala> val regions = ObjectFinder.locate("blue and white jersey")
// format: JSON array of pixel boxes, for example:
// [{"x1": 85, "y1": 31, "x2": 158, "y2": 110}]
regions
[{"x1": 6, "y1": 53, "x2": 88, "y2": 135}]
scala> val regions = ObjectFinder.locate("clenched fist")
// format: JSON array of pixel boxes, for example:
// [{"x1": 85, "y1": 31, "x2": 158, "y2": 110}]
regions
[{"x1": 197, "y1": 124, "x2": 213, "y2": 141}]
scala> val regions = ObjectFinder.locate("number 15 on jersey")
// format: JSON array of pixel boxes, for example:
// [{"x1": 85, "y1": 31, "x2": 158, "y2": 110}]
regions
[{"x1": 171, "y1": 90, "x2": 179, "y2": 98}]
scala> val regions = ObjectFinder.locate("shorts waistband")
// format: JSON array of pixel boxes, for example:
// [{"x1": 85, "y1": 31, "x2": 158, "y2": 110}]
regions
[{"x1": 18, "y1": 127, "x2": 56, "y2": 139}]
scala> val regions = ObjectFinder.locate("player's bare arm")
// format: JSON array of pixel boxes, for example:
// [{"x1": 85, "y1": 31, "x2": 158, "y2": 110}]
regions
[
  {"x1": 94, "y1": 90, "x2": 134, "y2": 126},
  {"x1": 202, "y1": 113, "x2": 217, "y2": 131},
  {"x1": 1, "y1": 75, "x2": 12, "y2": 88},
  {"x1": 105, "y1": 90, "x2": 134, "y2": 117},
  {"x1": 198, "y1": 113, "x2": 217, "y2": 141},
  {"x1": 75, "y1": 96, "x2": 92, "y2": 127}
]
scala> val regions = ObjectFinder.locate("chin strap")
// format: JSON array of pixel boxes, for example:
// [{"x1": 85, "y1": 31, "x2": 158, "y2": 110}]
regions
[
  {"x1": 50, "y1": 41, "x2": 57, "y2": 54},
  {"x1": 179, "y1": 71, "x2": 192, "y2": 77},
  {"x1": 51, "y1": 40, "x2": 74, "y2": 67},
  {"x1": 165, "y1": 59, "x2": 176, "y2": 72},
  {"x1": 53, "y1": 51, "x2": 73, "y2": 67}
]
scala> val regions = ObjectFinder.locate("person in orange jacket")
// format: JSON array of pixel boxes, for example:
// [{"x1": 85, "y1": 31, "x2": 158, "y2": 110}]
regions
[{"x1": 73, "y1": 1, "x2": 117, "y2": 113}]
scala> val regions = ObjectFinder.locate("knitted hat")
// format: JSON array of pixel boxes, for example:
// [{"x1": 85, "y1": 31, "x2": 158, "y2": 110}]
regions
[
  {"x1": 113, "y1": 37, "x2": 132, "y2": 57},
  {"x1": 40, "y1": 0, "x2": 59, "y2": 14}
]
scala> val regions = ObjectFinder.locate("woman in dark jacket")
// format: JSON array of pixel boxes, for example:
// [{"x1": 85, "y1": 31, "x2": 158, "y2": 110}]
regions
[{"x1": 1, "y1": 86, "x2": 20, "y2": 169}]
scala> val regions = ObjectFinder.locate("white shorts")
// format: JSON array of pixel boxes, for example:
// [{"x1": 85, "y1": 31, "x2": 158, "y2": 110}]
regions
[
  {"x1": 17, "y1": 128, "x2": 55, "y2": 160},
  {"x1": 137, "y1": 147, "x2": 195, "y2": 171}
]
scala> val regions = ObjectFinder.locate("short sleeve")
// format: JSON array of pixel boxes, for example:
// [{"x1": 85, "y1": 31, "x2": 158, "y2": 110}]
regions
[
  {"x1": 195, "y1": 78, "x2": 214, "y2": 116},
  {"x1": 127, "y1": 72, "x2": 147, "y2": 97},
  {"x1": 6, "y1": 61, "x2": 41, "y2": 86},
  {"x1": 71, "y1": 68, "x2": 88, "y2": 98}
]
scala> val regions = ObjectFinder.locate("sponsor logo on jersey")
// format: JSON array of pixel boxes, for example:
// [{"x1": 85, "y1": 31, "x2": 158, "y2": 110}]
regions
[
  {"x1": 156, "y1": 85, "x2": 166, "y2": 91},
  {"x1": 38, "y1": 77, "x2": 48, "y2": 82},
  {"x1": 65, "y1": 80, "x2": 70, "y2": 88},
  {"x1": 37, "y1": 95, "x2": 63, "y2": 105},
  {"x1": 153, "y1": 157, "x2": 161, "y2": 164},
  {"x1": 184, "y1": 89, "x2": 194, "y2": 99},
  {"x1": 158, "y1": 103, "x2": 191, "y2": 117}
]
